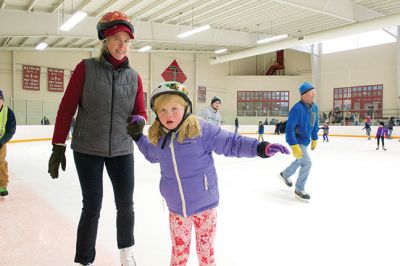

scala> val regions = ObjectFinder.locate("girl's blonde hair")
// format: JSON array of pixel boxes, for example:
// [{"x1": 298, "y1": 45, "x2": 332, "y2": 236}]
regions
[{"x1": 148, "y1": 94, "x2": 201, "y2": 145}]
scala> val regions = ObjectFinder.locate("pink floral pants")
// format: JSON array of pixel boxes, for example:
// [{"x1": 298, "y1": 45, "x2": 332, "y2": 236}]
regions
[{"x1": 169, "y1": 208, "x2": 217, "y2": 266}]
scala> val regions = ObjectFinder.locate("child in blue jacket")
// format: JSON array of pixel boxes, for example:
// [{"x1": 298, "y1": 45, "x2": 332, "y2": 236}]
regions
[{"x1": 258, "y1": 121, "x2": 265, "y2": 141}]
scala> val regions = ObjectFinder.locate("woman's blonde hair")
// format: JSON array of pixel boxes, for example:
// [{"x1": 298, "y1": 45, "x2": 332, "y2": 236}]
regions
[
  {"x1": 148, "y1": 94, "x2": 201, "y2": 145},
  {"x1": 97, "y1": 40, "x2": 108, "y2": 59}
]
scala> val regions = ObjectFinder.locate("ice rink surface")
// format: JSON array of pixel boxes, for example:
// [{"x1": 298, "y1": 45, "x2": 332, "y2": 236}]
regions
[{"x1": 1, "y1": 134, "x2": 399, "y2": 266}]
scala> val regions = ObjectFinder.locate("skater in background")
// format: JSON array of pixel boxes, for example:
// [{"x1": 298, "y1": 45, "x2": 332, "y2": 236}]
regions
[
  {"x1": 362, "y1": 121, "x2": 371, "y2": 140},
  {"x1": 319, "y1": 122, "x2": 330, "y2": 142},
  {"x1": 0, "y1": 90, "x2": 16, "y2": 197},
  {"x1": 278, "y1": 82, "x2": 318, "y2": 202},
  {"x1": 258, "y1": 120, "x2": 264, "y2": 141},
  {"x1": 375, "y1": 121, "x2": 388, "y2": 150},
  {"x1": 198, "y1": 96, "x2": 222, "y2": 126},
  {"x1": 234, "y1": 117, "x2": 239, "y2": 134},
  {"x1": 387, "y1": 117, "x2": 395, "y2": 139},
  {"x1": 274, "y1": 121, "x2": 281, "y2": 135},
  {"x1": 41, "y1": 116, "x2": 50, "y2": 125},
  {"x1": 127, "y1": 81, "x2": 290, "y2": 266},
  {"x1": 48, "y1": 11, "x2": 146, "y2": 266}
]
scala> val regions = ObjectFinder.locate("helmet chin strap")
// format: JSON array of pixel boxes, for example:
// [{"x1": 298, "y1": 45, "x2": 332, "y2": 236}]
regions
[{"x1": 158, "y1": 108, "x2": 190, "y2": 149}]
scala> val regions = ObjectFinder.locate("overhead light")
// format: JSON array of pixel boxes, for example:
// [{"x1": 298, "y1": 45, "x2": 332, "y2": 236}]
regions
[
  {"x1": 256, "y1": 34, "x2": 288, "y2": 44},
  {"x1": 35, "y1": 42, "x2": 48, "y2": 50},
  {"x1": 138, "y1": 45, "x2": 152, "y2": 52},
  {"x1": 178, "y1": 25, "x2": 211, "y2": 38},
  {"x1": 59, "y1": 11, "x2": 87, "y2": 31},
  {"x1": 214, "y1": 48, "x2": 227, "y2": 54}
]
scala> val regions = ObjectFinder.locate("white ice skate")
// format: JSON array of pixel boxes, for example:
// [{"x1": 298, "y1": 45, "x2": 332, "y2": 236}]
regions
[{"x1": 120, "y1": 246, "x2": 136, "y2": 266}]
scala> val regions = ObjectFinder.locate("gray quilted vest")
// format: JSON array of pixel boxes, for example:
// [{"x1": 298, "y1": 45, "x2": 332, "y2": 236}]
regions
[{"x1": 71, "y1": 56, "x2": 138, "y2": 157}]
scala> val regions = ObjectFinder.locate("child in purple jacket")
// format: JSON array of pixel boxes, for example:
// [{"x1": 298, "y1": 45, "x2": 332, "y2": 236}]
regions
[
  {"x1": 375, "y1": 121, "x2": 388, "y2": 150},
  {"x1": 126, "y1": 81, "x2": 290, "y2": 266}
]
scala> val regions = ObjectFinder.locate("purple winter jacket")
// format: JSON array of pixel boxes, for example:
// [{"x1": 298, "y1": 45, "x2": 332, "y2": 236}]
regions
[
  {"x1": 136, "y1": 119, "x2": 259, "y2": 217},
  {"x1": 375, "y1": 126, "x2": 388, "y2": 138}
]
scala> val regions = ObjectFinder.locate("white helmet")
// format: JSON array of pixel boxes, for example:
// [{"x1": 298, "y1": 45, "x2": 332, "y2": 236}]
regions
[{"x1": 150, "y1": 81, "x2": 192, "y2": 112}]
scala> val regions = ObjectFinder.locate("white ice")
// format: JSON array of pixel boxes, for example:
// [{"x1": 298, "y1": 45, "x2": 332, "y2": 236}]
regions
[{"x1": 1, "y1": 134, "x2": 399, "y2": 266}]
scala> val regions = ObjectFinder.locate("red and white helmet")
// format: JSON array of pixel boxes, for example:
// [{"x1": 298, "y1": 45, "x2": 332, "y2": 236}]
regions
[{"x1": 97, "y1": 11, "x2": 134, "y2": 40}]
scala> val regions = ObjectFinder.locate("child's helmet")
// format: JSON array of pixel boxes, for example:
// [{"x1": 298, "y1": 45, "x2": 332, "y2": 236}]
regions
[
  {"x1": 97, "y1": 11, "x2": 134, "y2": 40},
  {"x1": 150, "y1": 82, "x2": 192, "y2": 113}
]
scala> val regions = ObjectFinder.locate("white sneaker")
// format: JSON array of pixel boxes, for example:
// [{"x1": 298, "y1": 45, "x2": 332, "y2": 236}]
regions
[{"x1": 120, "y1": 246, "x2": 136, "y2": 266}]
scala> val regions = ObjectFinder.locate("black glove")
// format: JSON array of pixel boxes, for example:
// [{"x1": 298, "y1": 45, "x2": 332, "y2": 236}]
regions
[
  {"x1": 257, "y1": 141, "x2": 270, "y2": 158},
  {"x1": 127, "y1": 115, "x2": 146, "y2": 142},
  {"x1": 48, "y1": 144, "x2": 66, "y2": 179}
]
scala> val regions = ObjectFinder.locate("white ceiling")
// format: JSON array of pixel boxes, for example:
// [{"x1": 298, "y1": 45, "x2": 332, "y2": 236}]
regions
[{"x1": 1, "y1": 0, "x2": 400, "y2": 58}]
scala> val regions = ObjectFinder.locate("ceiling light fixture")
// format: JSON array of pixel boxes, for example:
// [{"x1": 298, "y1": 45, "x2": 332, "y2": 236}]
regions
[
  {"x1": 177, "y1": 25, "x2": 211, "y2": 38},
  {"x1": 59, "y1": 11, "x2": 87, "y2": 31},
  {"x1": 35, "y1": 42, "x2": 48, "y2": 50},
  {"x1": 138, "y1": 45, "x2": 152, "y2": 52},
  {"x1": 256, "y1": 34, "x2": 288, "y2": 44},
  {"x1": 214, "y1": 48, "x2": 227, "y2": 54}
]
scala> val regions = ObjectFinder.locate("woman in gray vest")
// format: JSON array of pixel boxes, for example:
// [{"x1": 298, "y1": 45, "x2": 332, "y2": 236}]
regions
[{"x1": 48, "y1": 11, "x2": 147, "y2": 266}]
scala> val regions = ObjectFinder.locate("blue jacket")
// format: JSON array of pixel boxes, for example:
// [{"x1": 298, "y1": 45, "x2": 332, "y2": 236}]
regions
[
  {"x1": 136, "y1": 119, "x2": 259, "y2": 217},
  {"x1": 258, "y1": 124, "x2": 264, "y2": 134},
  {"x1": 285, "y1": 100, "x2": 319, "y2": 146}
]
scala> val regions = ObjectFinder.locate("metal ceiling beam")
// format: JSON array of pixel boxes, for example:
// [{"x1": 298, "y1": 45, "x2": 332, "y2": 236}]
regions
[
  {"x1": 178, "y1": 0, "x2": 241, "y2": 25},
  {"x1": 273, "y1": 0, "x2": 382, "y2": 22},
  {"x1": 76, "y1": 0, "x2": 93, "y2": 12},
  {"x1": 162, "y1": 0, "x2": 220, "y2": 24},
  {"x1": 26, "y1": 0, "x2": 39, "y2": 12},
  {"x1": 193, "y1": 0, "x2": 260, "y2": 26},
  {"x1": 210, "y1": 11, "x2": 400, "y2": 64},
  {"x1": 2, "y1": 37, "x2": 11, "y2": 47},
  {"x1": 50, "y1": 0, "x2": 64, "y2": 13},
  {"x1": 19, "y1": 37, "x2": 29, "y2": 46},
  {"x1": 0, "y1": 9, "x2": 258, "y2": 48},
  {"x1": 92, "y1": 0, "x2": 119, "y2": 17},
  {"x1": 146, "y1": 0, "x2": 195, "y2": 23},
  {"x1": 50, "y1": 37, "x2": 64, "y2": 47},
  {"x1": 121, "y1": 0, "x2": 145, "y2": 14},
  {"x1": 129, "y1": 0, "x2": 166, "y2": 21}
]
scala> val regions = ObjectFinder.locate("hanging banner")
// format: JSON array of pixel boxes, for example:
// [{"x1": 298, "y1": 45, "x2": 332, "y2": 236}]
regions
[
  {"x1": 48, "y1": 68, "x2": 64, "y2": 92},
  {"x1": 198, "y1": 86, "x2": 206, "y2": 102},
  {"x1": 23, "y1": 65, "x2": 40, "y2": 90}
]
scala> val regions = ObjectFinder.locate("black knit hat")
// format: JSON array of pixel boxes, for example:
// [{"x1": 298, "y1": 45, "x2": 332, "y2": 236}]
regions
[{"x1": 211, "y1": 96, "x2": 221, "y2": 105}]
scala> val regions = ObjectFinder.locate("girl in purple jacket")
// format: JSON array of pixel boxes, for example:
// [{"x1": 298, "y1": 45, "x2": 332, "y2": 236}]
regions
[
  {"x1": 127, "y1": 81, "x2": 289, "y2": 266},
  {"x1": 375, "y1": 121, "x2": 388, "y2": 150}
]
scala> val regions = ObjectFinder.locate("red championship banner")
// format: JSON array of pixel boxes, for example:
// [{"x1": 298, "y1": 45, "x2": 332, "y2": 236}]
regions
[
  {"x1": 198, "y1": 86, "x2": 206, "y2": 102},
  {"x1": 23, "y1": 65, "x2": 40, "y2": 90},
  {"x1": 48, "y1": 68, "x2": 64, "y2": 92}
]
